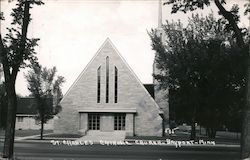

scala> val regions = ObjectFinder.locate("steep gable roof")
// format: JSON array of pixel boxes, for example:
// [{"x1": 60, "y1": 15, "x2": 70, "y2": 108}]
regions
[
  {"x1": 61, "y1": 38, "x2": 111, "y2": 102},
  {"x1": 144, "y1": 84, "x2": 154, "y2": 99},
  {"x1": 61, "y1": 38, "x2": 162, "y2": 113}
]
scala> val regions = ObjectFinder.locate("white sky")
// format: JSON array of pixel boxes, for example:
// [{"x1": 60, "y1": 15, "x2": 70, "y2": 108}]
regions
[{"x1": 0, "y1": 0, "x2": 249, "y2": 96}]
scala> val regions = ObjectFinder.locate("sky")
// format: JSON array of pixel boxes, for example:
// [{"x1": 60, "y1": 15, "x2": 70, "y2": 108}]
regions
[{"x1": 0, "y1": 0, "x2": 249, "y2": 96}]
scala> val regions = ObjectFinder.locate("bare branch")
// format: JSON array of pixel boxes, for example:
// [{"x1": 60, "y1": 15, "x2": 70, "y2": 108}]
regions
[
  {"x1": 214, "y1": 0, "x2": 244, "y2": 47},
  {"x1": 0, "y1": 34, "x2": 11, "y2": 82}
]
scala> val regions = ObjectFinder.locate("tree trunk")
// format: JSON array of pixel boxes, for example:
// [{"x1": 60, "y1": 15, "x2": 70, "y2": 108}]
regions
[
  {"x1": 207, "y1": 128, "x2": 217, "y2": 139},
  {"x1": 211, "y1": 129, "x2": 216, "y2": 139},
  {"x1": 1, "y1": 0, "x2": 31, "y2": 158},
  {"x1": 2, "y1": 82, "x2": 17, "y2": 159},
  {"x1": 190, "y1": 119, "x2": 196, "y2": 140},
  {"x1": 190, "y1": 106, "x2": 197, "y2": 140},
  {"x1": 0, "y1": 92, "x2": 7, "y2": 129},
  {"x1": 40, "y1": 117, "x2": 44, "y2": 140},
  {"x1": 199, "y1": 125, "x2": 201, "y2": 135},
  {"x1": 163, "y1": 119, "x2": 166, "y2": 137},
  {"x1": 241, "y1": 44, "x2": 250, "y2": 159},
  {"x1": 0, "y1": 97, "x2": 2, "y2": 129},
  {"x1": 160, "y1": 114, "x2": 166, "y2": 137}
]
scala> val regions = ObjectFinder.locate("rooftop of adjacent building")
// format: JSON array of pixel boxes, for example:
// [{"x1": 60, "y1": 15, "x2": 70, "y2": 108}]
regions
[
  {"x1": 143, "y1": 84, "x2": 154, "y2": 99},
  {"x1": 16, "y1": 97, "x2": 53, "y2": 115},
  {"x1": 14, "y1": 84, "x2": 154, "y2": 115}
]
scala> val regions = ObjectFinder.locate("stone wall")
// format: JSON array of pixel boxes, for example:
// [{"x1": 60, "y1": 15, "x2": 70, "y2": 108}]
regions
[
  {"x1": 15, "y1": 115, "x2": 53, "y2": 130},
  {"x1": 54, "y1": 39, "x2": 162, "y2": 136}
]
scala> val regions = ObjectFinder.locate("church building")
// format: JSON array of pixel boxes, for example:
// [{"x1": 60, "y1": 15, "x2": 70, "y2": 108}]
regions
[
  {"x1": 54, "y1": 39, "x2": 165, "y2": 137},
  {"x1": 54, "y1": 0, "x2": 169, "y2": 139}
]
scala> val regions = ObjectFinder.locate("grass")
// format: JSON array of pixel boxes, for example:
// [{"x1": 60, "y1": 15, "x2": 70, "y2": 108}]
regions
[
  {"x1": 0, "y1": 129, "x2": 53, "y2": 138},
  {"x1": 0, "y1": 128, "x2": 240, "y2": 144},
  {"x1": 1, "y1": 129, "x2": 81, "y2": 140},
  {"x1": 26, "y1": 133, "x2": 82, "y2": 140},
  {"x1": 126, "y1": 130, "x2": 240, "y2": 145},
  {"x1": 216, "y1": 131, "x2": 241, "y2": 139},
  {"x1": 0, "y1": 129, "x2": 4, "y2": 139},
  {"x1": 15, "y1": 129, "x2": 53, "y2": 137},
  {"x1": 44, "y1": 133, "x2": 82, "y2": 138}
]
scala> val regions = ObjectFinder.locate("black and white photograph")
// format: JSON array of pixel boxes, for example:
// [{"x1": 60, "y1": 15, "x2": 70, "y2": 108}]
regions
[{"x1": 0, "y1": 0, "x2": 249, "y2": 159}]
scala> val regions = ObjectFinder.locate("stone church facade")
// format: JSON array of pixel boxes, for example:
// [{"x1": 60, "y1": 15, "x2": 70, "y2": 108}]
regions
[{"x1": 54, "y1": 39, "x2": 164, "y2": 137}]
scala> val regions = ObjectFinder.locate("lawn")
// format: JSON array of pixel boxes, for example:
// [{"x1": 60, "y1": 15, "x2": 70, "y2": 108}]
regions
[
  {"x1": 0, "y1": 129, "x2": 4, "y2": 139},
  {"x1": 44, "y1": 133, "x2": 82, "y2": 138},
  {"x1": 0, "y1": 129, "x2": 53, "y2": 138},
  {"x1": 0, "y1": 128, "x2": 240, "y2": 144},
  {"x1": 126, "y1": 129, "x2": 240, "y2": 145},
  {"x1": 1, "y1": 129, "x2": 81, "y2": 140},
  {"x1": 15, "y1": 129, "x2": 53, "y2": 137},
  {"x1": 25, "y1": 133, "x2": 82, "y2": 140}
]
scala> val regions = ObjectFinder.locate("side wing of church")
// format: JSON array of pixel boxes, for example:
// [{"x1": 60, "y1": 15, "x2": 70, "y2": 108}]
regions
[{"x1": 54, "y1": 38, "x2": 163, "y2": 137}]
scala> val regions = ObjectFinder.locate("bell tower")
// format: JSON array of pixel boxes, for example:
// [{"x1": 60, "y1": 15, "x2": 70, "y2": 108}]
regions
[
  {"x1": 155, "y1": 0, "x2": 165, "y2": 41},
  {"x1": 158, "y1": 0, "x2": 162, "y2": 28},
  {"x1": 153, "y1": 0, "x2": 169, "y2": 132}
]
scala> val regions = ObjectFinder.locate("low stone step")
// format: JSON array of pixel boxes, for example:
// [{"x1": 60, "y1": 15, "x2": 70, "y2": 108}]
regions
[{"x1": 77, "y1": 130, "x2": 126, "y2": 141}]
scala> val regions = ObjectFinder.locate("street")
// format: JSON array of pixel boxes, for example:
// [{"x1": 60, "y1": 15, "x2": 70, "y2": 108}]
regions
[{"x1": 0, "y1": 141, "x2": 240, "y2": 160}]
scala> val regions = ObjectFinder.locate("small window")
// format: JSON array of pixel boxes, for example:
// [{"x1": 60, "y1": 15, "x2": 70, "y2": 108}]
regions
[
  {"x1": 35, "y1": 119, "x2": 40, "y2": 125},
  {"x1": 106, "y1": 57, "x2": 109, "y2": 103},
  {"x1": 114, "y1": 114, "x2": 125, "y2": 130},
  {"x1": 17, "y1": 117, "x2": 23, "y2": 122},
  {"x1": 97, "y1": 66, "x2": 101, "y2": 103},
  {"x1": 88, "y1": 114, "x2": 100, "y2": 130},
  {"x1": 114, "y1": 66, "x2": 118, "y2": 103}
]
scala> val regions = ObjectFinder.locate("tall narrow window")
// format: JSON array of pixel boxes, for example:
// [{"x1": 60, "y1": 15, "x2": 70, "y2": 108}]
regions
[
  {"x1": 106, "y1": 57, "x2": 109, "y2": 103},
  {"x1": 114, "y1": 66, "x2": 118, "y2": 103},
  {"x1": 97, "y1": 66, "x2": 101, "y2": 103}
]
